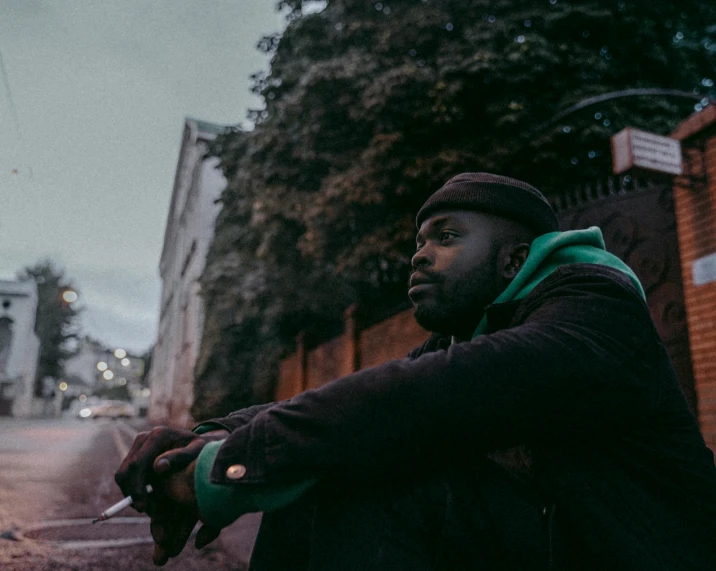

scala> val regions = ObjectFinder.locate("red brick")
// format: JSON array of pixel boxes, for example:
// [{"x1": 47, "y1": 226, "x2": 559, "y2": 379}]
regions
[{"x1": 673, "y1": 118, "x2": 716, "y2": 454}]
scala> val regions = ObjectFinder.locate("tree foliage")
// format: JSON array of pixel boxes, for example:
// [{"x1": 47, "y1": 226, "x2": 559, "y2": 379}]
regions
[
  {"x1": 194, "y1": 0, "x2": 716, "y2": 418},
  {"x1": 18, "y1": 261, "x2": 81, "y2": 396}
]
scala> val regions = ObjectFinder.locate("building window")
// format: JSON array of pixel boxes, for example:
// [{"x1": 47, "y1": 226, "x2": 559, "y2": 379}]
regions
[{"x1": 0, "y1": 317, "x2": 13, "y2": 377}]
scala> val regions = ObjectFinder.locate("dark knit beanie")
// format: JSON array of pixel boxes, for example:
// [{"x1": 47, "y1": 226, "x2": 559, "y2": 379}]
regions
[{"x1": 416, "y1": 172, "x2": 559, "y2": 235}]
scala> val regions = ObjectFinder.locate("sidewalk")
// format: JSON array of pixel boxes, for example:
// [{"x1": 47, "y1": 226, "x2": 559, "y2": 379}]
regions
[{"x1": 217, "y1": 513, "x2": 262, "y2": 569}]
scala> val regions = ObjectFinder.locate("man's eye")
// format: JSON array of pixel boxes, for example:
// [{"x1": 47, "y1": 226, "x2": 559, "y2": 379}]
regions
[{"x1": 440, "y1": 231, "x2": 456, "y2": 243}]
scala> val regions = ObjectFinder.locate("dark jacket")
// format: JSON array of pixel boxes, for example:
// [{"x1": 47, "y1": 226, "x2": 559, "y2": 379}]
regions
[{"x1": 203, "y1": 264, "x2": 716, "y2": 569}]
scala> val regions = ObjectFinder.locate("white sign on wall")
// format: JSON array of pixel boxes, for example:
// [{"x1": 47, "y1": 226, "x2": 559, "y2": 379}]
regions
[
  {"x1": 611, "y1": 127, "x2": 683, "y2": 176},
  {"x1": 693, "y1": 253, "x2": 716, "y2": 286}
]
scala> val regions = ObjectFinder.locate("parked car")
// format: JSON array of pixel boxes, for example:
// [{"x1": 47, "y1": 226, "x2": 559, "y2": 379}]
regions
[{"x1": 78, "y1": 400, "x2": 137, "y2": 420}]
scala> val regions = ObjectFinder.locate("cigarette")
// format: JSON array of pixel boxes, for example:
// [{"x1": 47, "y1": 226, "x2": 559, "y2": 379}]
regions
[{"x1": 92, "y1": 484, "x2": 153, "y2": 523}]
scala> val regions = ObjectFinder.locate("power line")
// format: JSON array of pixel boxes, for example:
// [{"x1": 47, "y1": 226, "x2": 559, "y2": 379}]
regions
[
  {"x1": 512, "y1": 88, "x2": 715, "y2": 160},
  {"x1": 0, "y1": 41, "x2": 22, "y2": 145},
  {"x1": 532, "y1": 88, "x2": 713, "y2": 136},
  {"x1": 0, "y1": 40, "x2": 31, "y2": 185}
]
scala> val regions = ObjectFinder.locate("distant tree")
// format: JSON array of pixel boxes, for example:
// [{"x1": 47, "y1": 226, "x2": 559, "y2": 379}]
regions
[
  {"x1": 18, "y1": 261, "x2": 81, "y2": 396},
  {"x1": 195, "y1": 0, "x2": 716, "y2": 418}
]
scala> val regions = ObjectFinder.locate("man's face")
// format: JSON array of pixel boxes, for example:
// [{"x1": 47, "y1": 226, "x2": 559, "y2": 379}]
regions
[{"x1": 409, "y1": 210, "x2": 503, "y2": 338}]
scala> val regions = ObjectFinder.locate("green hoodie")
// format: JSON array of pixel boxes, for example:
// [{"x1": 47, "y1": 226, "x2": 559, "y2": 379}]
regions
[
  {"x1": 194, "y1": 438, "x2": 317, "y2": 528},
  {"x1": 193, "y1": 226, "x2": 645, "y2": 529},
  {"x1": 473, "y1": 225, "x2": 644, "y2": 337}
]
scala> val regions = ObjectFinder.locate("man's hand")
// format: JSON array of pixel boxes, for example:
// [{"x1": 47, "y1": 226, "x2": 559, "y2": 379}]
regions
[
  {"x1": 114, "y1": 426, "x2": 228, "y2": 565},
  {"x1": 145, "y1": 460, "x2": 222, "y2": 565}
]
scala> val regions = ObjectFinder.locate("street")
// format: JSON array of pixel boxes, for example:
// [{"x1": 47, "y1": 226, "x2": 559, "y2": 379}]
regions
[{"x1": 0, "y1": 417, "x2": 247, "y2": 571}]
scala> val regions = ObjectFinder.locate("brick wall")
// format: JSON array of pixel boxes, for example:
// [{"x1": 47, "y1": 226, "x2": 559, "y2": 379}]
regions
[
  {"x1": 307, "y1": 335, "x2": 353, "y2": 390},
  {"x1": 276, "y1": 351, "x2": 303, "y2": 401},
  {"x1": 672, "y1": 106, "x2": 716, "y2": 451},
  {"x1": 360, "y1": 310, "x2": 429, "y2": 369},
  {"x1": 277, "y1": 308, "x2": 429, "y2": 398}
]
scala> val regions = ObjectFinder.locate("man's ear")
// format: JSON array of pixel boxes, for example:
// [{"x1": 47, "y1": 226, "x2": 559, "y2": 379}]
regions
[{"x1": 502, "y1": 243, "x2": 530, "y2": 280}]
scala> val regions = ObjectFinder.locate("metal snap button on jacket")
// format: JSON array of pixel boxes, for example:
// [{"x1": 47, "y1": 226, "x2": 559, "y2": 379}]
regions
[{"x1": 226, "y1": 464, "x2": 247, "y2": 480}]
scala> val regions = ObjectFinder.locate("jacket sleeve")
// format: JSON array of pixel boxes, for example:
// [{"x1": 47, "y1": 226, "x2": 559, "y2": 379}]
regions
[
  {"x1": 193, "y1": 402, "x2": 276, "y2": 434},
  {"x1": 207, "y1": 266, "x2": 664, "y2": 486},
  {"x1": 194, "y1": 440, "x2": 317, "y2": 528}
]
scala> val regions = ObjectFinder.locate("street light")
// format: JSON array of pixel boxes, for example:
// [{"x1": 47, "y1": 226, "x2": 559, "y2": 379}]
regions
[
  {"x1": 97, "y1": 361, "x2": 108, "y2": 372},
  {"x1": 61, "y1": 289, "x2": 78, "y2": 304},
  {"x1": 114, "y1": 349, "x2": 127, "y2": 359}
]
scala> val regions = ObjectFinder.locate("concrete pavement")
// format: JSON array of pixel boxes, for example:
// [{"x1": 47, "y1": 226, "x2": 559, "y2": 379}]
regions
[{"x1": 0, "y1": 417, "x2": 249, "y2": 570}]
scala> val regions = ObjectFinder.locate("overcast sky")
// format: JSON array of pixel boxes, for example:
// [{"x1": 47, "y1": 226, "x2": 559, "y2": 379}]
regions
[{"x1": 0, "y1": 0, "x2": 285, "y2": 354}]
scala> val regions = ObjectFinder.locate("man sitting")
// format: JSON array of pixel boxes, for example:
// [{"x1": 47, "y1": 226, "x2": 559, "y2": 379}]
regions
[{"x1": 116, "y1": 173, "x2": 716, "y2": 570}]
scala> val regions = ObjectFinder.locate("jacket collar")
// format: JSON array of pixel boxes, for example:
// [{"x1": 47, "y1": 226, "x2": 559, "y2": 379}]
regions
[{"x1": 483, "y1": 300, "x2": 523, "y2": 333}]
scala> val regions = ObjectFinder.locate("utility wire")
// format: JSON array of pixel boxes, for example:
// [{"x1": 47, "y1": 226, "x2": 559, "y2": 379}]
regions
[
  {"x1": 512, "y1": 88, "x2": 715, "y2": 160},
  {"x1": 531, "y1": 88, "x2": 713, "y2": 136},
  {"x1": 0, "y1": 40, "x2": 22, "y2": 146},
  {"x1": 0, "y1": 40, "x2": 31, "y2": 186}
]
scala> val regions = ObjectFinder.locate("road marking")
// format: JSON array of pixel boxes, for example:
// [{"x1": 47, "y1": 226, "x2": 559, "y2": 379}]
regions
[
  {"x1": 23, "y1": 517, "x2": 150, "y2": 532},
  {"x1": 58, "y1": 536, "x2": 155, "y2": 549},
  {"x1": 111, "y1": 421, "x2": 141, "y2": 458},
  {"x1": 116, "y1": 421, "x2": 139, "y2": 440},
  {"x1": 111, "y1": 425, "x2": 130, "y2": 458},
  {"x1": 15, "y1": 517, "x2": 155, "y2": 549},
  {"x1": 18, "y1": 517, "x2": 198, "y2": 550}
]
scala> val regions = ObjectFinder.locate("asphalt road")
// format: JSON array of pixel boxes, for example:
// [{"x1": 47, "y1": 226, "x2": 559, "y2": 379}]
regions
[{"x1": 0, "y1": 417, "x2": 248, "y2": 571}]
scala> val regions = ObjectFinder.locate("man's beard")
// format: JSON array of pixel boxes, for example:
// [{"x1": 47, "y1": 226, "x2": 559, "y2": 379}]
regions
[
  {"x1": 413, "y1": 300, "x2": 482, "y2": 338},
  {"x1": 413, "y1": 304, "x2": 455, "y2": 336}
]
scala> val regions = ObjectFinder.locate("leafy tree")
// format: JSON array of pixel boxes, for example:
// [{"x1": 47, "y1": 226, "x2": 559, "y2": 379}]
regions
[
  {"x1": 18, "y1": 261, "x2": 81, "y2": 396},
  {"x1": 194, "y1": 0, "x2": 716, "y2": 418}
]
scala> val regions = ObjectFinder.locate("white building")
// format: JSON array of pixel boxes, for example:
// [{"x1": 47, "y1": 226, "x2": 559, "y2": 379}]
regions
[
  {"x1": 63, "y1": 337, "x2": 106, "y2": 387},
  {"x1": 0, "y1": 279, "x2": 40, "y2": 417},
  {"x1": 63, "y1": 338, "x2": 146, "y2": 415},
  {"x1": 65, "y1": 338, "x2": 145, "y2": 387},
  {"x1": 148, "y1": 118, "x2": 227, "y2": 427}
]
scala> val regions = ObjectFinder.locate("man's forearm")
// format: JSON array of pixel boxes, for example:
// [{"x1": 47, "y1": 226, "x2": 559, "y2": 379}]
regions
[{"x1": 204, "y1": 268, "x2": 660, "y2": 487}]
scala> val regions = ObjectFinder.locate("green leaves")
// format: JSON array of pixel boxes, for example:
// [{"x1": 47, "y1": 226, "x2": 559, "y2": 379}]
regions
[
  {"x1": 17, "y1": 261, "x2": 81, "y2": 396},
  {"x1": 193, "y1": 0, "x2": 716, "y2": 417}
]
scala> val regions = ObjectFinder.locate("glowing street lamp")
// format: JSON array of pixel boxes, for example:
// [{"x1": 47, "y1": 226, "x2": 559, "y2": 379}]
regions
[
  {"x1": 62, "y1": 289, "x2": 78, "y2": 304},
  {"x1": 114, "y1": 349, "x2": 127, "y2": 359},
  {"x1": 97, "y1": 361, "x2": 108, "y2": 372},
  {"x1": 58, "y1": 381, "x2": 68, "y2": 391},
  {"x1": 103, "y1": 370, "x2": 114, "y2": 381},
  {"x1": 121, "y1": 358, "x2": 130, "y2": 367}
]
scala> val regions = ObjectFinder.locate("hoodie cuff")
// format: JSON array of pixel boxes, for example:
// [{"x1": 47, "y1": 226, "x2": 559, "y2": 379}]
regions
[
  {"x1": 195, "y1": 440, "x2": 318, "y2": 529},
  {"x1": 193, "y1": 421, "x2": 232, "y2": 435}
]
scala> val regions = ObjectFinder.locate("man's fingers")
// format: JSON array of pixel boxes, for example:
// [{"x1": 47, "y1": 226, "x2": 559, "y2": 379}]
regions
[
  {"x1": 153, "y1": 440, "x2": 204, "y2": 474},
  {"x1": 195, "y1": 524, "x2": 221, "y2": 549},
  {"x1": 152, "y1": 543, "x2": 169, "y2": 566},
  {"x1": 114, "y1": 427, "x2": 197, "y2": 499},
  {"x1": 114, "y1": 431, "x2": 150, "y2": 490},
  {"x1": 116, "y1": 430, "x2": 162, "y2": 498},
  {"x1": 150, "y1": 520, "x2": 168, "y2": 544},
  {"x1": 149, "y1": 506, "x2": 197, "y2": 562},
  {"x1": 164, "y1": 514, "x2": 197, "y2": 558}
]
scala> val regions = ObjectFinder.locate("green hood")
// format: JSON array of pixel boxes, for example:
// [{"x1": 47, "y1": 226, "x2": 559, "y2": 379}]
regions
[{"x1": 473, "y1": 226, "x2": 645, "y2": 337}]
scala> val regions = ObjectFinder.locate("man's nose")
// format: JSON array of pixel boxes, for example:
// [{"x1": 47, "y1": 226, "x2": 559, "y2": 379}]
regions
[{"x1": 411, "y1": 244, "x2": 432, "y2": 270}]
